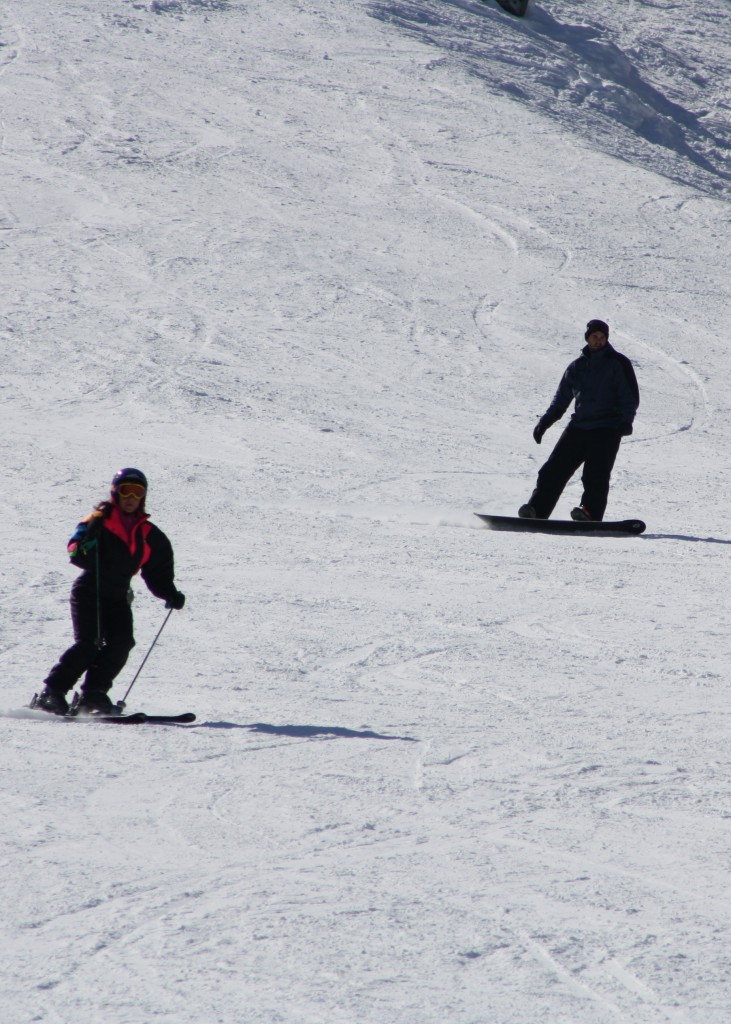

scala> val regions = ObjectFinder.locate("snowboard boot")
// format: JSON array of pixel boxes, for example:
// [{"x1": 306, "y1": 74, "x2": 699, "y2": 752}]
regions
[
  {"x1": 570, "y1": 505, "x2": 593, "y2": 522},
  {"x1": 76, "y1": 690, "x2": 118, "y2": 715},
  {"x1": 34, "y1": 686, "x2": 70, "y2": 716},
  {"x1": 518, "y1": 503, "x2": 538, "y2": 519}
]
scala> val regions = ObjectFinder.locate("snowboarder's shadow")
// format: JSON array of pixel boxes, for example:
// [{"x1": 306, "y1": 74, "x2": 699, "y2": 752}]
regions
[
  {"x1": 643, "y1": 533, "x2": 731, "y2": 545},
  {"x1": 200, "y1": 721, "x2": 418, "y2": 741}
]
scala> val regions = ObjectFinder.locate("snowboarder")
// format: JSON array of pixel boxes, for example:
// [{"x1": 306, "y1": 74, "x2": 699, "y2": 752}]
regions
[
  {"x1": 35, "y1": 468, "x2": 185, "y2": 715},
  {"x1": 519, "y1": 320, "x2": 639, "y2": 522}
]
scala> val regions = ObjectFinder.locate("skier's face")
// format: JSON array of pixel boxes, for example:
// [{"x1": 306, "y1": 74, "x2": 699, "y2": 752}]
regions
[
  {"x1": 118, "y1": 492, "x2": 143, "y2": 514},
  {"x1": 587, "y1": 330, "x2": 608, "y2": 351},
  {"x1": 116, "y1": 482, "x2": 146, "y2": 514}
]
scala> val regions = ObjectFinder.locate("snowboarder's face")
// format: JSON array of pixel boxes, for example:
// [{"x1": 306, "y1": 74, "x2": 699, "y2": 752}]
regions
[{"x1": 587, "y1": 330, "x2": 608, "y2": 351}]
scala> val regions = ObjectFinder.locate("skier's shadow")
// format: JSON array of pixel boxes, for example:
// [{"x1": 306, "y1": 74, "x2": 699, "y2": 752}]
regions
[{"x1": 199, "y1": 721, "x2": 418, "y2": 741}]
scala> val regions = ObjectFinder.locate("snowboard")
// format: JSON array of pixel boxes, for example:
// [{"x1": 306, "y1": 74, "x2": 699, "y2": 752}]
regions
[
  {"x1": 475, "y1": 513, "x2": 646, "y2": 535},
  {"x1": 493, "y1": 0, "x2": 529, "y2": 16}
]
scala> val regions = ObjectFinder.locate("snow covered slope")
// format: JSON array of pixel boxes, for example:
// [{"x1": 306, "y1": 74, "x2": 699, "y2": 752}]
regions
[{"x1": 1, "y1": 1, "x2": 731, "y2": 1021}]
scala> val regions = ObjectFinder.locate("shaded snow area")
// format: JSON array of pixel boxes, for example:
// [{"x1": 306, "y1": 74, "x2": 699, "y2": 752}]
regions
[
  {"x1": 373, "y1": 0, "x2": 731, "y2": 196},
  {"x1": 1, "y1": 1, "x2": 731, "y2": 1021}
]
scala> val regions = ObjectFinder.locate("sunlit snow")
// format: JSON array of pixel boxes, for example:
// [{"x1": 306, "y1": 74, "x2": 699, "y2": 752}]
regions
[{"x1": 2, "y1": 1, "x2": 731, "y2": 1021}]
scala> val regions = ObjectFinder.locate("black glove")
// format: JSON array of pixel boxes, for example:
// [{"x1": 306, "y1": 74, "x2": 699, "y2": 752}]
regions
[
  {"x1": 533, "y1": 419, "x2": 548, "y2": 444},
  {"x1": 165, "y1": 591, "x2": 186, "y2": 610},
  {"x1": 619, "y1": 422, "x2": 633, "y2": 436}
]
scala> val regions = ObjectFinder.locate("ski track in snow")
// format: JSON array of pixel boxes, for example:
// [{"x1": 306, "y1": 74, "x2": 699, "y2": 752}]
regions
[{"x1": 2, "y1": 0, "x2": 731, "y2": 1022}]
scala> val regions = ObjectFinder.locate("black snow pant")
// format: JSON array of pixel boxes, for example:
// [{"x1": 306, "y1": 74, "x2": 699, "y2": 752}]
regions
[
  {"x1": 528, "y1": 425, "x2": 623, "y2": 521},
  {"x1": 44, "y1": 582, "x2": 135, "y2": 697}
]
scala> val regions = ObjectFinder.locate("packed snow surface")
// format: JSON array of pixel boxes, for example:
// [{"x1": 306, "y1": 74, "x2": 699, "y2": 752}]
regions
[{"x1": 2, "y1": 0, "x2": 731, "y2": 1021}]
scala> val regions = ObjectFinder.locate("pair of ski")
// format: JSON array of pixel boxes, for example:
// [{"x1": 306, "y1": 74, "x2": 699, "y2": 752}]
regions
[
  {"x1": 72, "y1": 710, "x2": 196, "y2": 724},
  {"x1": 29, "y1": 693, "x2": 195, "y2": 725}
]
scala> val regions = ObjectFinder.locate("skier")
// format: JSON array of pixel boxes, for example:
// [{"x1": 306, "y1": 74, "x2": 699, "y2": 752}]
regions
[
  {"x1": 35, "y1": 468, "x2": 185, "y2": 715},
  {"x1": 519, "y1": 320, "x2": 639, "y2": 522}
]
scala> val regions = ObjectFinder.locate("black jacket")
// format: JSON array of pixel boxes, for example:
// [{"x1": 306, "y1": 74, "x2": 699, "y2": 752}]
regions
[
  {"x1": 541, "y1": 342, "x2": 639, "y2": 433},
  {"x1": 68, "y1": 503, "x2": 178, "y2": 602}
]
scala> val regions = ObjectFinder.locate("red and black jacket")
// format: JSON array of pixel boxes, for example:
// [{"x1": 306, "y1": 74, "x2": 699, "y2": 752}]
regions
[{"x1": 68, "y1": 503, "x2": 178, "y2": 602}]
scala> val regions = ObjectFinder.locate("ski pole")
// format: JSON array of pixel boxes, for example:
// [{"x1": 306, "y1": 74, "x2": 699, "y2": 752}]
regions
[
  {"x1": 94, "y1": 541, "x2": 103, "y2": 650},
  {"x1": 118, "y1": 607, "x2": 174, "y2": 709}
]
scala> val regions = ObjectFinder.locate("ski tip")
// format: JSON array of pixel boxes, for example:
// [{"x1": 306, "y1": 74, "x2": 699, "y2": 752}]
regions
[{"x1": 144, "y1": 712, "x2": 197, "y2": 724}]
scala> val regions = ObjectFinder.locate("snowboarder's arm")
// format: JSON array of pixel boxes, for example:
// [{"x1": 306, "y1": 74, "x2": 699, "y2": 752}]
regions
[
  {"x1": 615, "y1": 356, "x2": 640, "y2": 427},
  {"x1": 536, "y1": 368, "x2": 574, "y2": 437}
]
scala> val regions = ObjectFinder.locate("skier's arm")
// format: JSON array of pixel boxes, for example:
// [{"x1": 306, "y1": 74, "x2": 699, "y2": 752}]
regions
[
  {"x1": 141, "y1": 528, "x2": 185, "y2": 608},
  {"x1": 67, "y1": 510, "x2": 105, "y2": 566}
]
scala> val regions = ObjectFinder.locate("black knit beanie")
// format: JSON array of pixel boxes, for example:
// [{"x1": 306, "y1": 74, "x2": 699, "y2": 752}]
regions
[{"x1": 585, "y1": 319, "x2": 609, "y2": 340}]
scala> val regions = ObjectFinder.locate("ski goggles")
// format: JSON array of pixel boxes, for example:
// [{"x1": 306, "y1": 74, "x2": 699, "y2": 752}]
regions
[{"x1": 117, "y1": 483, "x2": 146, "y2": 500}]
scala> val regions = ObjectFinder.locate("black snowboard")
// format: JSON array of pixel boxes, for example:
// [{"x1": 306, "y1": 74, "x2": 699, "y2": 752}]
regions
[
  {"x1": 494, "y1": 0, "x2": 529, "y2": 16},
  {"x1": 475, "y1": 513, "x2": 646, "y2": 535}
]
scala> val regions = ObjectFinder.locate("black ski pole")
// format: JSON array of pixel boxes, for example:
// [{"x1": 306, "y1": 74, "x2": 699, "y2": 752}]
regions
[
  {"x1": 94, "y1": 540, "x2": 103, "y2": 650},
  {"x1": 118, "y1": 607, "x2": 174, "y2": 709}
]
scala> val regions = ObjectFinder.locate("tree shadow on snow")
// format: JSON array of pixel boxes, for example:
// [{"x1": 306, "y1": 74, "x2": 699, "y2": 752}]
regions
[{"x1": 198, "y1": 721, "x2": 418, "y2": 741}]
